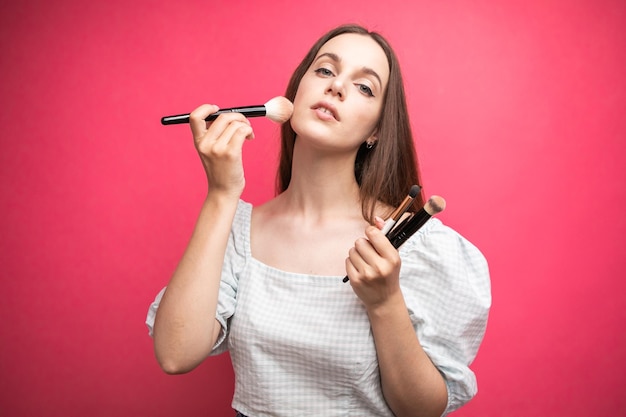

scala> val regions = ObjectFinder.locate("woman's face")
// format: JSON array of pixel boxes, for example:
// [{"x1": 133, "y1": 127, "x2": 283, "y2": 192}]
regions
[{"x1": 290, "y1": 33, "x2": 390, "y2": 152}]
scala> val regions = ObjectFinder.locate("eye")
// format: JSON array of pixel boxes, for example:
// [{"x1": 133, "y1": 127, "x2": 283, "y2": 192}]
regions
[
  {"x1": 314, "y1": 67, "x2": 334, "y2": 77},
  {"x1": 357, "y1": 84, "x2": 375, "y2": 97}
]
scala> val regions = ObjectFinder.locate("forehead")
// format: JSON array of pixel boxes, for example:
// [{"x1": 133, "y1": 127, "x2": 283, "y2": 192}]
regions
[{"x1": 316, "y1": 33, "x2": 390, "y2": 84}]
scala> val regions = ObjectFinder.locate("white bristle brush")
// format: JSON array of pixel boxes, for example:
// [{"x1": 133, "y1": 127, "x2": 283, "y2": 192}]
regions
[{"x1": 161, "y1": 96, "x2": 294, "y2": 125}]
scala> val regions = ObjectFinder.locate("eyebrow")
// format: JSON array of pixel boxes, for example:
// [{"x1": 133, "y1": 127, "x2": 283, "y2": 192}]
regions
[{"x1": 314, "y1": 52, "x2": 383, "y2": 90}]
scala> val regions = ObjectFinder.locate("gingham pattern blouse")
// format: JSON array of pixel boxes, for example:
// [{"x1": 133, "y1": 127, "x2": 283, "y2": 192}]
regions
[{"x1": 147, "y1": 200, "x2": 491, "y2": 416}]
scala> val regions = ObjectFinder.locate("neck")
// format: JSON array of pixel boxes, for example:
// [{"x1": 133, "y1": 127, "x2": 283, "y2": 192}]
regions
[{"x1": 278, "y1": 141, "x2": 363, "y2": 219}]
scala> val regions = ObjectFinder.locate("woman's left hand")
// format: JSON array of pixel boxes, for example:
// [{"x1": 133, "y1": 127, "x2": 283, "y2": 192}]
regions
[{"x1": 346, "y1": 217, "x2": 403, "y2": 308}]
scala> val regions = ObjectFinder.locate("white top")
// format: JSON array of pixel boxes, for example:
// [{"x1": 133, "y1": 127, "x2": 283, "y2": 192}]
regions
[{"x1": 146, "y1": 200, "x2": 491, "y2": 416}]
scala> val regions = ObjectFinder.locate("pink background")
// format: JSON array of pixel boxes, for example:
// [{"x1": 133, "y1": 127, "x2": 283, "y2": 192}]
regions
[{"x1": 1, "y1": 0, "x2": 624, "y2": 416}]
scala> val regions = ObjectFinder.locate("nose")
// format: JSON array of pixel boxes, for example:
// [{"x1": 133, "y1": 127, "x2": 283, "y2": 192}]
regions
[{"x1": 327, "y1": 77, "x2": 345, "y2": 100}]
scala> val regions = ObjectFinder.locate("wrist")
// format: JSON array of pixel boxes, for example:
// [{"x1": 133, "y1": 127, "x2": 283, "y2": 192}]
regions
[
  {"x1": 205, "y1": 187, "x2": 243, "y2": 205},
  {"x1": 365, "y1": 291, "x2": 407, "y2": 321}
]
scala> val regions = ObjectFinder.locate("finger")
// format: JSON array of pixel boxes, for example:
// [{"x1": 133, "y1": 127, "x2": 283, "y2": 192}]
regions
[
  {"x1": 213, "y1": 120, "x2": 254, "y2": 147},
  {"x1": 209, "y1": 123, "x2": 254, "y2": 158},
  {"x1": 345, "y1": 257, "x2": 360, "y2": 282},
  {"x1": 202, "y1": 112, "x2": 252, "y2": 143},
  {"x1": 356, "y1": 229, "x2": 401, "y2": 271},
  {"x1": 365, "y1": 225, "x2": 397, "y2": 259},
  {"x1": 189, "y1": 104, "x2": 220, "y2": 138},
  {"x1": 374, "y1": 216, "x2": 386, "y2": 230},
  {"x1": 347, "y1": 242, "x2": 372, "y2": 274},
  {"x1": 222, "y1": 118, "x2": 254, "y2": 141}
]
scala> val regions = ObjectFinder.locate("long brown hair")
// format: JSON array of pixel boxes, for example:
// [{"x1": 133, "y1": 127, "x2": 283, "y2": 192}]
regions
[{"x1": 277, "y1": 24, "x2": 424, "y2": 221}]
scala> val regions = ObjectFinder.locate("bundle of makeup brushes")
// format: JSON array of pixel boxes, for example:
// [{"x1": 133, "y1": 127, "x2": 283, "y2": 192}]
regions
[{"x1": 343, "y1": 185, "x2": 446, "y2": 282}]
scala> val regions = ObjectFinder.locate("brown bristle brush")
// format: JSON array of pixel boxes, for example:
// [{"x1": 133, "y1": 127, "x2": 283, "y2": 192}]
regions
[{"x1": 160, "y1": 96, "x2": 294, "y2": 125}]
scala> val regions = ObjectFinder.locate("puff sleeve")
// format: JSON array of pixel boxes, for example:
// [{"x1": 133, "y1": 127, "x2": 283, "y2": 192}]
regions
[
  {"x1": 398, "y1": 218, "x2": 491, "y2": 415},
  {"x1": 145, "y1": 201, "x2": 251, "y2": 354}
]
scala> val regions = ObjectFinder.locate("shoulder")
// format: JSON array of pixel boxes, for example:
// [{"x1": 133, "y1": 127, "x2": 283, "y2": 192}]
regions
[
  {"x1": 250, "y1": 195, "x2": 282, "y2": 220},
  {"x1": 402, "y1": 218, "x2": 488, "y2": 269},
  {"x1": 399, "y1": 218, "x2": 491, "y2": 306},
  {"x1": 249, "y1": 195, "x2": 290, "y2": 235}
]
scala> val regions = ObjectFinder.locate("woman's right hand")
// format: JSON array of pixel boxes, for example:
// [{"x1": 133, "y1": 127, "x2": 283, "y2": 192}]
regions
[{"x1": 189, "y1": 104, "x2": 255, "y2": 197}]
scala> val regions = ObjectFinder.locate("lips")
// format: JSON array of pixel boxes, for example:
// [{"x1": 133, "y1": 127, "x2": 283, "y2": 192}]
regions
[{"x1": 312, "y1": 102, "x2": 339, "y2": 121}]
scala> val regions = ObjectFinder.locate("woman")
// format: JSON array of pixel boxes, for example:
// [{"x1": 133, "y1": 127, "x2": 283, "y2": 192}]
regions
[{"x1": 146, "y1": 24, "x2": 491, "y2": 417}]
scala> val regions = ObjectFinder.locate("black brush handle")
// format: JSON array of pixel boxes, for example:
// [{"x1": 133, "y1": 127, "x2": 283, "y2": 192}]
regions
[
  {"x1": 386, "y1": 207, "x2": 431, "y2": 248},
  {"x1": 161, "y1": 105, "x2": 267, "y2": 125}
]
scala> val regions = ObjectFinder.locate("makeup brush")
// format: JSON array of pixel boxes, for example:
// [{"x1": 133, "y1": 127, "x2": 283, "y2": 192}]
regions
[
  {"x1": 386, "y1": 195, "x2": 446, "y2": 248},
  {"x1": 380, "y1": 184, "x2": 422, "y2": 235},
  {"x1": 160, "y1": 96, "x2": 294, "y2": 125},
  {"x1": 343, "y1": 195, "x2": 446, "y2": 283}
]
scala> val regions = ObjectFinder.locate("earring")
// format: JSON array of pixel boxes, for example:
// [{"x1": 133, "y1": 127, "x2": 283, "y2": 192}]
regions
[{"x1": 366, "y1": 141, "x2": 376, "y2": 149}]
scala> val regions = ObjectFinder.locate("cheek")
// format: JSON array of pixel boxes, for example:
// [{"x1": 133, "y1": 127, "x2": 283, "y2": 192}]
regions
[
  {"x1": 292, "y1": 77, "x2": 313, "y2": 108},
  {"x1": 289, "y1": 93, "x2": 307, "y2": 136},
  {"x1": 354, "y1": 108, "x2": 382, "y2": 137},
  {"x1": 290, "y1": 78, "x2": 319, "y2": 134}
]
